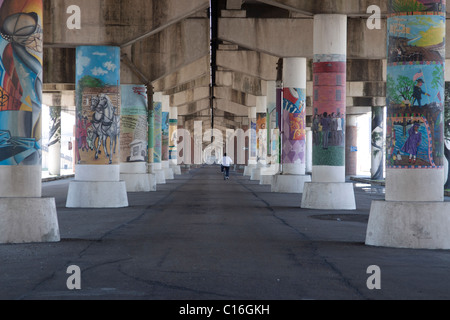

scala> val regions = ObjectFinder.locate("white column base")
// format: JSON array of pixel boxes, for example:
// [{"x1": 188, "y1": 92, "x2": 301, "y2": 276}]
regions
[
  {"x1": 120, "y1": 173, "x2": 156, "y2": 192},
  {"x1": 250, "y1": 167, "x2": 262, "y2": 181},
  {"x1": 365, "y1": 200, "x2": 450, "y2": 249},
  {"x1": 66, "y1": 181, "x2": 128, "y2": 208},
  {"x1": 148, "y1": 173, "x2": 157, "y2": 191},
  {"x1": 153, "y1": 170, "x2": 166, "y2": 184},
  {"x1": 271, "y1": 174, "x2": 312, "y2": 193},
  {"x1": 259, "y1": 165, "x2": 279, "y2": 185},
  {"x1": 243, "y1": 164, "x2": 256, "y2": 176},
  {"x1": 301, "y1": 182, "x2": 356, "y2": 210},
  {"x1": 0, "y1": 198, "x2": 60, "y2": 244},
  {"x1": 170, "y1": 165, "x2": 182, "y2": 175}
]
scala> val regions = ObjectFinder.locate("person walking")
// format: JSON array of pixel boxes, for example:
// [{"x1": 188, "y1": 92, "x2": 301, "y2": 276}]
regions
[{"x1": 222, "y1": 153, "x2": 233, "y2": 180}]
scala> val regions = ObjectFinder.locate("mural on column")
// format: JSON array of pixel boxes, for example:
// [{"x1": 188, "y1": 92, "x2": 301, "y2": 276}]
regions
[
  {"x1": 120, "y1": 85, "x2": 148, "y2": 163},
  {"x1": 268, "y1": 96, "x2": 278, "y2": 163},
  {"x1": 0, "y1": 0, "x2": 43, "y2": 165},
  {"x1": 148, "y1": 108, "x2": 154, "y2": 164},
  {"x1": 161, "y1": 111, "x2": 169, "y2": 161},
  {"x1": 282, "y1": 87, "x2": 306, "y2": 165},
  {"x1": 48, "y1": 107, "x2": 61, "y2": 149},
  {"x1": 153, "y1": 101, "x2": 162, "y2": 164},
  {"x1": 443, "y1": 82, "x2": 450, "y2": 189},
  {"x1": 75, "y1": 46, "x2": 120, "y2": 165},
  {"x1": 312, "y1": 56, "x2": 346, "y2": 167},
  {"x1": 256, "y1": 112, "x2": 267, "y2": 160},
  {"x1": 250, "y1": 120, "x2": 256, "y2": 158},
  {"x1": 169, "y1": 119, "x2": 177, "y2": 161},
  {"x1": 371, "y1": 106, "x2": 384, "y2": 180},
  {"x1": 386, "y1": 0, "x2": 445, "y2": 169}
]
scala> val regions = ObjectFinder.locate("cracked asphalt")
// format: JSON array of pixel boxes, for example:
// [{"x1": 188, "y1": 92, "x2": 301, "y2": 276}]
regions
[{"x1": 0, "y1": 165, "x2": 449, "y2": 300}]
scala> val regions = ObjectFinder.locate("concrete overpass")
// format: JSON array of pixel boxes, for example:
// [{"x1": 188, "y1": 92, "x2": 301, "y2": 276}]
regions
[{"x1": 0, "y1": 0, "x2": 449, "y2": 253}]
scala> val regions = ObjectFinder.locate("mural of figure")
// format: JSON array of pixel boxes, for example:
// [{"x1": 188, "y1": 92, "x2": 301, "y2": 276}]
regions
[
  {"x1": 412, "y1": 79, "x2": 430, "y2": 108},
  {"x1": 320, "y1": 112, "x2": 330, "y2": 150},
  {"x1": 401, "y1": 122, "x2": 422, "y2": 164}
]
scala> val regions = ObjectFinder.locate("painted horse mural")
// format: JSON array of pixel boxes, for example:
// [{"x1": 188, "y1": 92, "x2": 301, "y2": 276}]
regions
[{"x1": 90, "y1": 94, "x2": 120, "y2": 164}]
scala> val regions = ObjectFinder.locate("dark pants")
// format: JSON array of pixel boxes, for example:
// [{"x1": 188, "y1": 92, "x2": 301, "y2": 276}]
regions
[{"x1": 223, "y1": 166, "x2": 230, "y2": 177}]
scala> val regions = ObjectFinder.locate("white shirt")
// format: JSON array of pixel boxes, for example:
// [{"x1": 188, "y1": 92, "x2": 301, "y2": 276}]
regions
[{"x1": 222, "y1": 156, "x2": 233, "y2": 167}]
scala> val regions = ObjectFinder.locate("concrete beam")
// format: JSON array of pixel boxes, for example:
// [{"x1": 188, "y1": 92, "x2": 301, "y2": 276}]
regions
[
  {"x1": 171, "y1": 87, "x2": 210, "y2": 107},
  {"x1": 152, "y1": 57, "x2": 211, "y2": 92},
  {"x1": 217, "y1": 50, "x2": 278, "y2": 81},
  {"x1": 44, "y1": 0, "x2": 209, "y2": 47},
  {"x1": 131, "y1": 19, "x2": 210, "y2": 82},
  {"x1": 214, "y1": 87, "x2": 257, "y2": 107},
  {"x1": 216, "y1": 71, "x2": 265, "y2": 96}
]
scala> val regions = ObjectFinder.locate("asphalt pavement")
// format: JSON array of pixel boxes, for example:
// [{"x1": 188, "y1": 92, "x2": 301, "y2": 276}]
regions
[{"x1": 0, "y1": 165, "x2": 449, "y2": 302}]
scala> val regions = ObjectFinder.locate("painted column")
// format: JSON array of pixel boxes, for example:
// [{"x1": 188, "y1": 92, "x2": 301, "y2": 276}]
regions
[
  {"x1": 366, "y1": 0, "x2": 450, "y2": 249},
  {"x1": 271, "y1": 58, "x2": 311, "y2": 193},
  {"x1": 0, "y1": 0, "x2": 59, "y2": 243},
  {"x1": 250, "y1": 95, "x2": 267, "y2": 180},
  {"x1": 66, "y1": 46, "x2": 128, "y2": 208},
  {"x1": 119, "y1": 84, "x2": 155, "y2": 192},
  {"x1": 260, "y1": 81, "x2": 279, "y2": 185},
  {"x1": 345, "y1": 115, "x2": 358, "y2": 176},
  {"x1": 243, "y1": 106, "x2": 257, "y2": 176},
  {"x1": 371, "y1": 106, "x2": 384, "y2": 180},
  {"x1": 151, "y1": 92, "x2": 166, "y2": 184},
  {"x1": 302, "y1": 14, "x2": 356, "y2": 209},
  {"x1": 48, "y1": 105, "x2": 61, "y2": 176},
  {"x1": 161, "y1": 95, "x2": 174, "y2": 180},
  {"x1": 169, "y1": 106, "x2": 181, "y2": 175}
]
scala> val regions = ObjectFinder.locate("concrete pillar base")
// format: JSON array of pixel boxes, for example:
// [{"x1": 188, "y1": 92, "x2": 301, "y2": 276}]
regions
[
  {"x1": 271, "y1": 174, "x2": 312, "y2": 193},
  {"x1": 243, "y1": 164, "x2": 256, "y2": 176},
  {"x1": 0, "y1": 198, "x2": 60, "y2": 244},
  {"x1": 120, "y1": 173, "x2": 156, "y2": 192},
  {"x1": 250, "y1": 167, "x2": 262, "y2": 181},
  {"x1": 301, "y1": 182, "x2": 356, "y2": 210},
  {"x1": 148, "y1": 173, "x2": 157, "y2": 191},
  {"x1": 259, "y1": 165, "x2": 279, "y2": 185},
  {"x1": 170, "y1": 165, "x2": 182, "y2": 175},
  {"x1": 66, "y1": 181, "x2": 128, "y2": 208},
  {"x1": 365, "y1": 200, "x2": 450, "y2": 249},
  {"x1": 163, "y1": 168, "x2": 174, "y2": 180},
  {"x1": 153, "y1": 170, "x2": 166, "y2": 184}
]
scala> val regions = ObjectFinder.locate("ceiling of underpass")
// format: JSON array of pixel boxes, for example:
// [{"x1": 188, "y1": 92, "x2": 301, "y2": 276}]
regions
[{"x1": 41, "y1": 0, "x2": 449, "y2": 131}]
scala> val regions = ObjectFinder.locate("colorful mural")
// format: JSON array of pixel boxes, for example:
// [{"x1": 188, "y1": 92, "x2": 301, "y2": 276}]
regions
[
  {"x1": 312, "y1": 57, "x2": 346, "y2": 167},
  {"x1": 282, "y1": 87, "x2": 306, "y2": 165},
  {"x1": 120, "y1": 85, "x2": 148, "y2": 163},
  {"x1": 0, "y1": 0, "x2": 43, "y2": 165},
  {"x1": 371, "y1": 106, "x2": 384, "y2": 180},
  {"x1": 161, "y1": 111, "x2": 169, "y2": 161},
  {"x1": 75, "y1": 46, "x2": 120, "y2": 165},
  {"x1": 169, "y1": 118, "x2": 177, "y2": 162},
  {"x1": 153, "y1": 101, "x2": 162, "y2": 164},
  {"x1": 256, "y1": 112, "x2": 267, "y2": 160},
  {"x1": 386, "y1": 0, "x2": 445, "y2": 169}
]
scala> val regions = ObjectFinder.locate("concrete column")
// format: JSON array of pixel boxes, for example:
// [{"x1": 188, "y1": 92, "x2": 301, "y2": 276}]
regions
[
  {"x1": 345, "y1": 115, "x2": 358, "y2": 177},
  {"x1": 150, "y1": 92, "x2": 166, "y2": 184},
  {"x1": 169, "y1": 106, "x2": 181, "y2": 175},
  {"x1": 251, "y1": 96, "x2": 267, "y2": 180},
  {"x1": 48, "y1": 105, "x2": 61, "y2": 176},
  {"x1": 66, "y1": 46, "x2": 128, "y2": 208},
  {"x1": 161, "y1": 95, "x2": 174, "y2": 180},
  {"x1": 371, "y1": 106, "x2": 384, "y2": 180},
  {"x1": 119, "y1": 84, "x2": 155, "y2": 192},
  {"x1": 0, "y1": 0, "x2": 59, "y2": 243},
  {"x1": 271, "y1": 57, "x2": 311, "y2": 193},
  {"x1": 302, "y1": 14, "x2": 356, "y2": 209},
  {"x1": 260, "y1": 81, "x2": 280, "y2": 185},
  {"x1": 243, "y1": 106, "x2": 257, "y2": 176},
  {"x1": 366, "y1": 3, "x2": 450, "y2": 249},
  {"x1": 305, "y1": 128, "x2": 313, "y2": 174}
]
